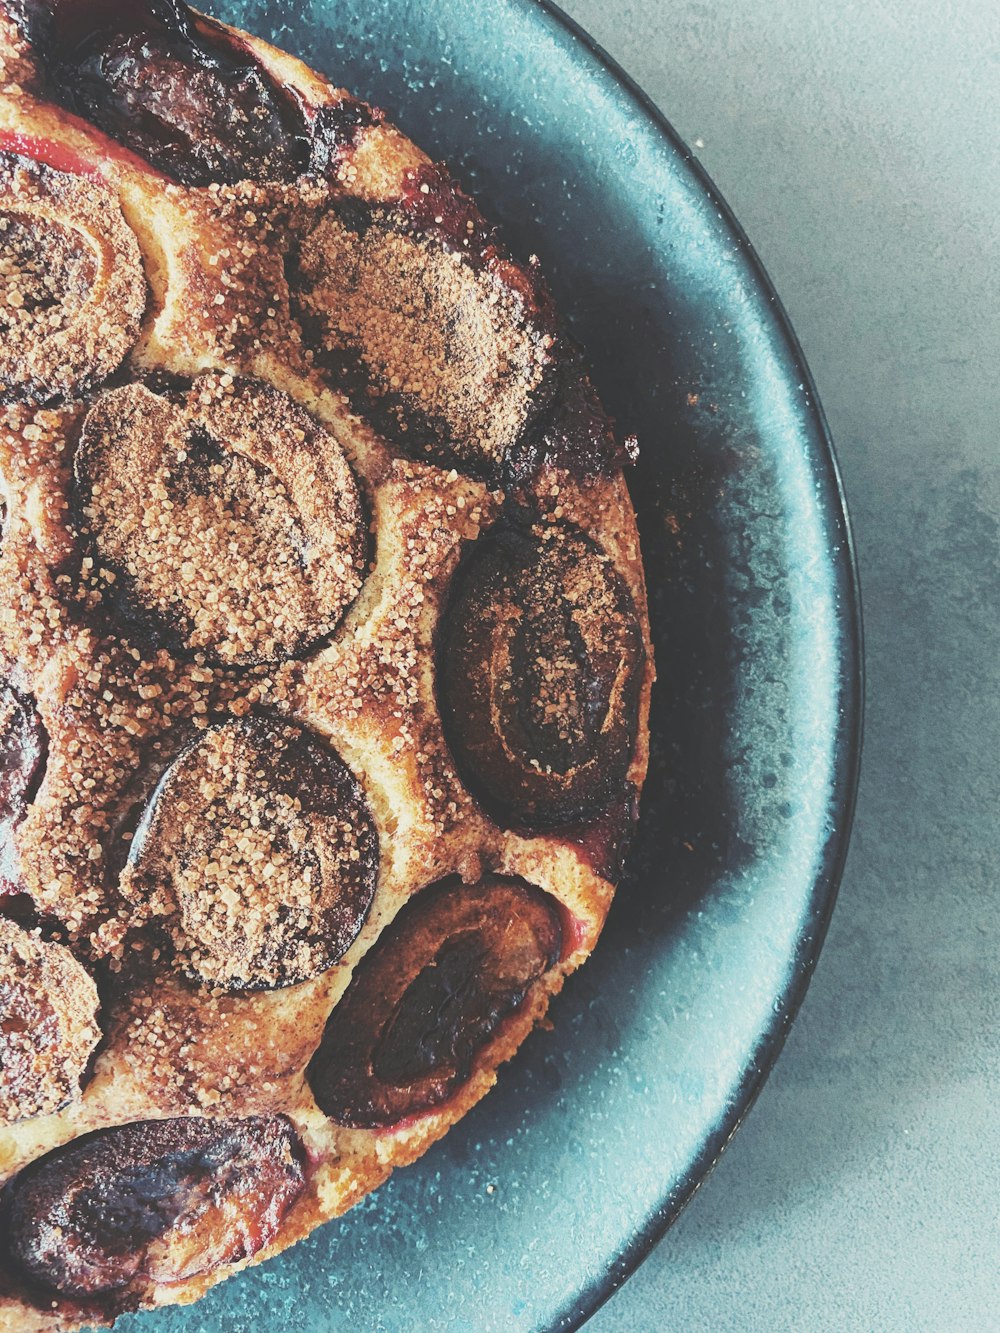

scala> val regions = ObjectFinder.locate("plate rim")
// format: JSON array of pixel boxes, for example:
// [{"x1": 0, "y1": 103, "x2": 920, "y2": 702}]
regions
[{"x1": 517, "y1": 2, "x2": 866, "y2": 1327}]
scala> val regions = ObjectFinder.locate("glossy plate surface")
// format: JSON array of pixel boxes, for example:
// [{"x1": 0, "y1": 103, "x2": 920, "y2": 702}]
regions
[{"x1": 118, "y1": 1, "x2": 862, "y2": 1328}]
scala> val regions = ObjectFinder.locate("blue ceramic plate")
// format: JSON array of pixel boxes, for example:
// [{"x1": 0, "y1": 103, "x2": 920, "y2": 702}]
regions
[{"x1": 119, "y1": 2, "x2": 862, "y2": 1329}]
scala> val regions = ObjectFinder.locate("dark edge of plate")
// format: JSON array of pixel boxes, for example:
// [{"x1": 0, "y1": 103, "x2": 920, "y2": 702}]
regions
[{"x1": 522, "y1": 3, "x2": 866, "y2": 1329}]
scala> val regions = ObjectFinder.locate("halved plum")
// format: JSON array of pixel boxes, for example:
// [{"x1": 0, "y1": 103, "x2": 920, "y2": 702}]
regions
[
  {"x1": 73, "y1": 377, "x2": 368, "y2": 665},
  {"x1": 289, "y1": 196, "x2": 557, "y2": 479},
  {"x1": 1, "y1": 1113, "x2": 305, "y2": 1300},
  {"x1": 0, "y1": 152, "x2": 146, "y2": 403},
  {"x1": 123, "y1": 714, "x2": 379, "y2": 992},
  {"x1": 438, "y1": 520, "x2": 644, "y2": 828},
  {"x1": 0, "y1": 683, "x2": 45, "y2": 896},
  {"x1": 8, "y1": 0, "x2": 310, "y2": 185},
  {"x1": 0, "y1": 917, "x2": 101, "y2": 1124},
  {"x1": 307, "y1": 876, "x2": 562, "y2": 1128}
]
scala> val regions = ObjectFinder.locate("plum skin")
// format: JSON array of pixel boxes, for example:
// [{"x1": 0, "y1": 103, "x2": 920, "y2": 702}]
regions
[
  {"x1": 0, "y1": 1114, "x2": 306, "y2": 1302},
  {"x1": 437, "y1": 521, "x2": 644, "y2": 829},
  {"x1": 308, "y1": 876, "x2": 562, "y2": 1128}
]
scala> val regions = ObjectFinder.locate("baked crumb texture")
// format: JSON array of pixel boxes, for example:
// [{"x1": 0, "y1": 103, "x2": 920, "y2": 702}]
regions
[{"x1": 0, "y1": 4, "x2": 654, "y2": 1329}]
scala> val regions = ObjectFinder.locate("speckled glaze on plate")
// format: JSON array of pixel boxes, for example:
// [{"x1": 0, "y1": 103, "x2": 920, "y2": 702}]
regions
[{"x1": 114, "y1": 1, "x2": 863, "y2": 1329}]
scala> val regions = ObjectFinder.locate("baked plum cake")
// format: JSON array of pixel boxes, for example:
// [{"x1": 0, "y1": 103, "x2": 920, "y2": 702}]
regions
[{"x1": 0, "y1": 2, "x2": 653, "y2": 1326}]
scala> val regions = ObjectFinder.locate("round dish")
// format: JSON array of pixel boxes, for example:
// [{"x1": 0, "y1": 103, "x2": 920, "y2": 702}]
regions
[{"x1": 106, "y1": 0, "x2": 862, "y2": 1329}]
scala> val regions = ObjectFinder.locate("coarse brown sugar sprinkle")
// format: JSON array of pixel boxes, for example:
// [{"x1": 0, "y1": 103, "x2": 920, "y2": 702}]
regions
[
  {"x1": 73, "y1": 377, "x2": 368, "y2": 665},
  {"x1": 292, "y1": 206, "x2": 554, "y2": 471},
  {"x1": 0, "y1": 919, "x2": 101, "y2": 1122},
  {"x1": 0, "y1": 156, "x2": 146, "y2": 401},
  {"x1": 110, "y1": 716, "x2": 378, "y2": 991},
  {"x1": 0, "y1": 21, "x2": 649, "y2": 1322}
]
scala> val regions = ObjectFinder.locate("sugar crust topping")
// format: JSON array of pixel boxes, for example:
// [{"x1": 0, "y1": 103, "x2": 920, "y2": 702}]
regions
[{"x1": 0, "y1": 5, "x2": 652, "y2": 1326}]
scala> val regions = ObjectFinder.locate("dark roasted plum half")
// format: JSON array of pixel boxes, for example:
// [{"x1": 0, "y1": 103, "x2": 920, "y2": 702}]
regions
[
  {"x1": 0, "y1": 918, "x2": 101, "y2": 1124},
  {"x1": 0, "y1": 683, "x2": 45, "y2": 896},
  {"x1": 123, "y1": 715, "x2": 379, "y2": 991},
  {"x1": 0, "y1": 153, "x2": 146, "y2": 403},
  {"x1": 10, "y1": 0, "x2": 309, "y2": 185},
  {"x1": 307, "y1": 877, "x2": 562, "y2": 1128},
  {"x1": 73, "y1": 377, "x2": 368, "y2": 665},
  {"x1": 1, "y1": 1114, "x2": 305, "y2": 1300},
  {"x1": 290, "y1": 193, "x2": 556, "y2": 479},
  {"x1": 438, "y1": 521, "x2": 644, "y2": 828}
]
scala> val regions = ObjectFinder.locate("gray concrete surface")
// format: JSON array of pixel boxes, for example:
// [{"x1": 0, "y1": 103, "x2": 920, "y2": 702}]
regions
[{"x1": 564, "y1": 1, "x2": 1000, "y2": 1330}]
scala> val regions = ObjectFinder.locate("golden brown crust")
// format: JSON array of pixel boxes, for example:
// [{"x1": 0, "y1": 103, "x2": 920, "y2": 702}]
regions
[{"x1": 0, "y1": 6, "x2": 655, "y2": 1329}]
